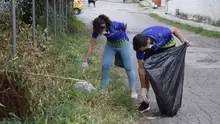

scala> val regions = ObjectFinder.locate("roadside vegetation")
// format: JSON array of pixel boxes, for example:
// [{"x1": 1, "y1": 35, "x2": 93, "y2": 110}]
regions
[
  {"x1": 0, "y1": 1, "x2": 137, "y2": 124},
  {"x1": 149, "y1": 13, "x2": 220, "y2": 38}
]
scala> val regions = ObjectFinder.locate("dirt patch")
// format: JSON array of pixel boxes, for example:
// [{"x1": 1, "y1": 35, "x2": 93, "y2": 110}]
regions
[{"x1": 0, "y1": 71, "x2": 30, "y2": 120}]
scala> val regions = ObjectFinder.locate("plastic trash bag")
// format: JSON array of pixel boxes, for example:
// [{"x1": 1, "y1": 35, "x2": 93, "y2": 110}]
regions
[
  {"x1": 114, "y1": 52, "x2": 124, "y2": 68},
  {"x1": 74, "y1": 81, "x2": 96, "y2": 92},
  {"x1": 143, "y1": 43, "x2": 187, "y2": 116}
]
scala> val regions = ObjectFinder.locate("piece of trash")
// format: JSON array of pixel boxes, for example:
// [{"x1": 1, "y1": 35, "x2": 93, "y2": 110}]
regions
[
  {"x1": 74, "y1": 81, "x2": 96, "y2": 92},
  {"x1": 146, "y1": 116, "x2": 157, "y2": 120},
  {"x1": 0, "y1": 103, "x2": 5, "y2": 107},
  {"x1": 82, "y1": 69, "x2": 86, "y2": 73},
  {"x1": 74, "y1": 57, "x2": 91, "y2": 63}
]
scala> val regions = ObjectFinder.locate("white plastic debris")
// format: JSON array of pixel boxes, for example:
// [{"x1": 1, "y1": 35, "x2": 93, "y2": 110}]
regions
[
  {"x1": 74, "y1": 81, "x2": 96, "y2": 92},
  {"x1": 146, "y1": 116, "x2": 157, "y2": 120},
  {"x1": 0, "y1": 103, "x2": 5, "y2": 107}
]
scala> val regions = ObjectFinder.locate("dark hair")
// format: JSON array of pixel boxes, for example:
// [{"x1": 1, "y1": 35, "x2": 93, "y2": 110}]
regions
[
  {"x1": 98, "y1": 14, "x2": 112, "y2": 29},
  {"x1": 92, "y1": 17, "x2": 106, "y2": 34},
  {"x1": 132, "y1": 34, "x2": 149, "y2": 51}
]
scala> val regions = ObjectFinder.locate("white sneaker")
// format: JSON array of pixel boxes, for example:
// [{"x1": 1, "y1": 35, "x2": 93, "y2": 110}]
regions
[{"x1": 131, "y1": 89, "x2": 138, "y2": 99}]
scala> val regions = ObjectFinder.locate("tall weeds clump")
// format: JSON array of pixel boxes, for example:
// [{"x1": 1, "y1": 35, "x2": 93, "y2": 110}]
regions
[
  {"x1": 0, "y1": 7, "x2": 97, "y2": 122},
  {"x1": 0, "y1": 9, "x2": 54, "y2": 120}
]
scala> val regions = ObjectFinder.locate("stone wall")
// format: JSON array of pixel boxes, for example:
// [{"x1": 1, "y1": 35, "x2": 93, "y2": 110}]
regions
[{"x1": 166, "y1": 0, "x2": 220, "y2": 26}]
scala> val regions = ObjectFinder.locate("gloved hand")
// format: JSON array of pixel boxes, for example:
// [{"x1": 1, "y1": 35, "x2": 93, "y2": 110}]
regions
[
  {"x1": 82, "y1": 62, "x2": 88, "y2": 70},
  {"x1": 184, "y1": 40, "x2": 190, "y2": 46}
]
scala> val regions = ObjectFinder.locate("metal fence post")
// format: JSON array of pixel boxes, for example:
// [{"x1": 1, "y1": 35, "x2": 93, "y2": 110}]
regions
[
  {"x1": 11, "y1": 0, "x2": 16, "y2": 57},
  {"x1": 61, "y1": 0, "x2": 64, "y2": 33},
  {"x1": 46, "y1": 0, "x2": 49, "y2": 41},
  {"x1": 165, "y1": 0, "x2": 168, "y2": 14},
  {"x1": 59, "y1": 0, "x2": 62, "y2": 33},
  {"x1": 72, "y1": 0, "x2": 74, "y2": 11},
  {"x1": 65, "y1": 0, "x2": 68, "y2": 32},
  {"x1": 32, "y1": 0, "x2": 36, "y2": 44},
  {"x1": 54, "y1": 0, "x2": 57, "y2": 43}
]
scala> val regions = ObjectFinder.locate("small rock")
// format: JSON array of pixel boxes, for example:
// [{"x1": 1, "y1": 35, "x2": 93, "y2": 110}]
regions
[{"x1": 74, "y1": 81, "x2": 96, "y2": 92}]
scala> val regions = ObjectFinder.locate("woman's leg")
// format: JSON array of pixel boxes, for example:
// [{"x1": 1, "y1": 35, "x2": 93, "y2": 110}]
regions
[
  {"x1": 101, "y1": 44, "x2": 116, "y2": 88},
  {"x1": 118, "y1": 43, "x2": 137, "y2": 99},
  {"x1": 118, "y1": 43, "x2": 136, "y2": 89},
  {"x1": 93, "y1": 1, "x2": 96, "y2": 7},
  {"x1": 88, "y1": 0, "x2": 90, "y2": 7}
]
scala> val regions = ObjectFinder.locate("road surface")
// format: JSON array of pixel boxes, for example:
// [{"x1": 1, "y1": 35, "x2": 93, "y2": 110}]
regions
[{"x1": 77, "y1": 0, "x2": 220, "y2": 124}]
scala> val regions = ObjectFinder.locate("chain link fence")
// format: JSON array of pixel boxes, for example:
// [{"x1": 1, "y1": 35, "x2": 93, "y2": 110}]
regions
[
  {"x1": 0, "y1": 0, "x2": 74, "y2": 58},
  {"x1": 0, "y1": 0, "x2": 78, "y2": 119}
]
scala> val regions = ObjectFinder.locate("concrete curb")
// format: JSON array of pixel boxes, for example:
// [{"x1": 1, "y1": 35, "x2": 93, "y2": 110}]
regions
[{"x1": 138, "y1": 1, "x2": 220, "y2": 32}]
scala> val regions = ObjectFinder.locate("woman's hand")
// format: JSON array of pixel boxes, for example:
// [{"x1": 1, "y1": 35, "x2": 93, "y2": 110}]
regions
[
  {"x1": 82, "y1": 62, "x2": 88, "y2": 70},
  {"x1": 84, "y1": 38, "x2": 96, "y2": 61}
]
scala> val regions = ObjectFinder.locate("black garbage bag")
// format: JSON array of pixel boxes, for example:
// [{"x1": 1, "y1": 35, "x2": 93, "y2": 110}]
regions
[
  {"x1": 143, "y1": 43, "x2": 187, "y2": 116},
  {"x1": 114, "y1": 52, "x2": 124, "y2": 68}
]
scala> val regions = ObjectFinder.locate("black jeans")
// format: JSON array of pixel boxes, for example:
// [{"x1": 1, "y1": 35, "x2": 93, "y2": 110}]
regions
[{"x1": 88, "y1": 0, "x2": 96, "y2": 6}]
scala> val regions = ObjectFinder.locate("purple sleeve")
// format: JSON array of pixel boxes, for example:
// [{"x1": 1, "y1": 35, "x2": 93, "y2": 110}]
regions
[
  {"x1": 92, "y1": 32, "x2": 99, "y2": 39},
  {"x1": 151, "y1": 27, "x2": 173, "y2": 50},
  {"x1": 136, "y1": 51, "x2": 145, "y2": 60}
]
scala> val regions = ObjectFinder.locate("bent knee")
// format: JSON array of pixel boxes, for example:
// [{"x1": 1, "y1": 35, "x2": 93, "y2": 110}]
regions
[
  {"x1": 123, "y1": 63, "x2": 133, "y2": 72},
  {"x1": 124, "y1": 67, "x2": 133, "y2": 72},
  {"x1": 102, "y1": 63, "x2": 111, "y2": 69}
]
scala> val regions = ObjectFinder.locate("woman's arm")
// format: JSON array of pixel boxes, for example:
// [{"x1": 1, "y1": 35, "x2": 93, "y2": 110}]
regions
[{"x1": 84, "y1": 38, "x2": 96, "y2": 62}]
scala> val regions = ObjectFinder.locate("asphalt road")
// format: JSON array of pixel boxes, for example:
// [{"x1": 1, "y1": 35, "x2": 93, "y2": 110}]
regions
[{"x1": 77, "y1": 0, "x2": 220, "y2": 123}]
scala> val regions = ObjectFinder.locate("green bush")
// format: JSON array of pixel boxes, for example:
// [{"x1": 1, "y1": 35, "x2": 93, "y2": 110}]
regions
[{"x1": 17, "y1": 0, "x2": 45, "y2": 24}]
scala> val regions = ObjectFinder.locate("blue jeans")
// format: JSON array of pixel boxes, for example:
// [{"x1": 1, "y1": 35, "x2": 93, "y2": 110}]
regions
[{"x1": 101, "y1": 43, "x2": 135, "y2": 89}]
